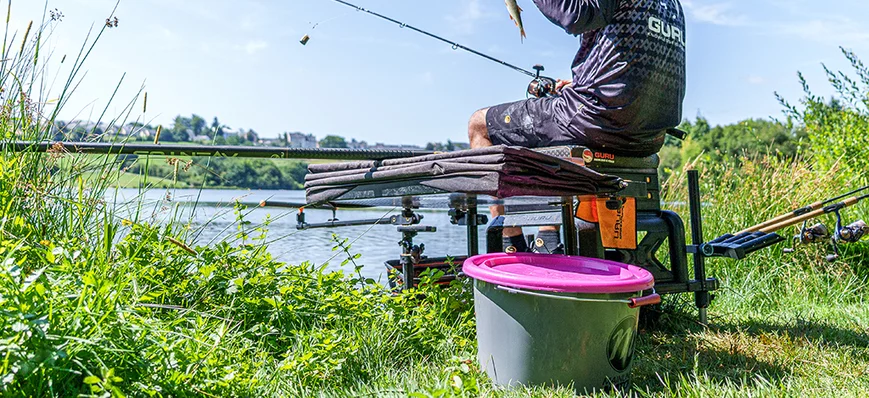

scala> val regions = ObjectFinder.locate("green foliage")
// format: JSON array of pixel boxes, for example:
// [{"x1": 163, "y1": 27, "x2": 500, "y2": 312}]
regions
[
  {"x1": 426, "y1": 140, "x2": 456, "y2": 151},
  {"x1": 681, "y1": 118, "x2": 804, "y2": 165},
  {"x1": 0, "y1": 205, "x2": 479, "y2": 396},
  {"x1": 318, "y1": 135, "x2": 348, "y2": 148},
  {"x1": 123, "y1": 157, "x2": 309, "y2": 189},
  {"x1": 779, "y1": 47, "x2": 869, "y2": 179},
  {"x1": 661, "y1": 117, "x2": 805, "y2": 178}
]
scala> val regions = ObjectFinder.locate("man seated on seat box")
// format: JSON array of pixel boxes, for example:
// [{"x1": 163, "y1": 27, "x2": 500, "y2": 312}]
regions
[{"x1": 468, "y1": 0, "x2": 686, "y2": 254}]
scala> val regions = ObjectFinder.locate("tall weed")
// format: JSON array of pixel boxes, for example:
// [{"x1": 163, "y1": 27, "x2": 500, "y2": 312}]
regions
[
  {"x1": 779, "y1": 47, "x2": 869, "y2": 180},
  {"x1": 664, "y1": 154, "x2": 869, "y2": 317}
]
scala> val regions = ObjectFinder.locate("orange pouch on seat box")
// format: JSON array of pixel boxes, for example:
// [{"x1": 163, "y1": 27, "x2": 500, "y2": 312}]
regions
[{"x1": 576, "y1": 196, "x2": 638, "y2": 250}]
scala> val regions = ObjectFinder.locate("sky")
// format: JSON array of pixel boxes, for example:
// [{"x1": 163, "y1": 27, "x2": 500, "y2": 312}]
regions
[{"x1": 9, "y1": 0, "x2": 869, "y2": 145}]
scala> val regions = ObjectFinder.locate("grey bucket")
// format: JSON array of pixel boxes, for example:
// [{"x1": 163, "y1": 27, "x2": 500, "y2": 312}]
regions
[
  {"x1": 462, "y1": 253, "x2": 661, "y2": 394},
  {"x1": 464, "y1": 253, "x2": 659, "y2": 394}
]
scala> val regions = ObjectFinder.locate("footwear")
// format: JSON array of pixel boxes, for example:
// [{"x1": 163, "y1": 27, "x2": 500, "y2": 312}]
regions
[
  {"x1": 502, "y1": 235, "x2": 529, "y2": 253},
  {"x1": 533, "y1": 231, "x2": 564, "y2": 254}
]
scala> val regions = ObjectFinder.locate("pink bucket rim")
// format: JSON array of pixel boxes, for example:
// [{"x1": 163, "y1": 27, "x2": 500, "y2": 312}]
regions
[{"x1": 462, "y1": 253, "x2": 654, "y2": 294}]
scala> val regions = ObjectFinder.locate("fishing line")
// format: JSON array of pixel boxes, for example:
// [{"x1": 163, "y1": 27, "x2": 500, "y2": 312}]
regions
[
  {"x1": 321, "y1": 0, "x2": 538, "y2": 79},
  {"x1": 300, "y1": 10, "x2": 352, "y2": 45}
]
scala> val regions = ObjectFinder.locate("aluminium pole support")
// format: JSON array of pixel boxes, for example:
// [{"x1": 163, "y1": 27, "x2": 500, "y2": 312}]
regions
[{"x1": 396, "y1": 197, "x2": 436, "y2": 291}]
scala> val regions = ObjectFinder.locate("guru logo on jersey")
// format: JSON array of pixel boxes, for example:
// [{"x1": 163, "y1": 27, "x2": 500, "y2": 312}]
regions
[{"x1": 648, "y1": 16, "x2": 684, "y2": 46}]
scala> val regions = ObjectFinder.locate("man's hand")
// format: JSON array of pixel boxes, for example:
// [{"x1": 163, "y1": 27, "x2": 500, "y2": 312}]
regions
[{"x1": 555, "y1": 79, "x2": 573, "y2": 92}]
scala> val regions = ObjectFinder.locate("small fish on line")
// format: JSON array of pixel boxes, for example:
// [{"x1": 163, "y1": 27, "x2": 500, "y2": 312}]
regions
[
  {"x1": 505, "y1": 0, "x2": 526, "y2": 42},
  {"x1": 300, "y1": 34, "x2": 310, "y2": 45}
]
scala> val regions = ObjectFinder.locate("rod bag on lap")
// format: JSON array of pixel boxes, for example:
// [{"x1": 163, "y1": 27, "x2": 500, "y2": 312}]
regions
[{"x1": 305, "y1": 146, "x2": 625, "y2": 204}]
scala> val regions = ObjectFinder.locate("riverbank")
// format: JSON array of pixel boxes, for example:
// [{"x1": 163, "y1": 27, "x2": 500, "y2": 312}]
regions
[{"x1": 106, "y1": 188, "x2": 476, "y2": 282}]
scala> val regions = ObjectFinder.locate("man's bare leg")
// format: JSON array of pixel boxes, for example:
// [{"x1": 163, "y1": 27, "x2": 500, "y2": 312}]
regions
[{"x1": 468, "y1": 108, "x2": 524, "y2": 241}]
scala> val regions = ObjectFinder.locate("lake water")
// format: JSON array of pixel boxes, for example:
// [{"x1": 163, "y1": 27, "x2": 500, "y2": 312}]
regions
[{"x1": 110, "y1": 189, "x2": 484, "y2": 283}]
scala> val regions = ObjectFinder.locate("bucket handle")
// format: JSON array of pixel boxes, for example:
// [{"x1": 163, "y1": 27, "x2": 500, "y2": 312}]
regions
[{"x1": 495, "y1": 285, "x2": 661, "y2": 309}]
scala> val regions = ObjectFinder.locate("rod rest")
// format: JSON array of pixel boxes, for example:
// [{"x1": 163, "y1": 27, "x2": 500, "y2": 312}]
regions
[{"x1": 702, "y1": 232, "x2": 785, "y2": 260}]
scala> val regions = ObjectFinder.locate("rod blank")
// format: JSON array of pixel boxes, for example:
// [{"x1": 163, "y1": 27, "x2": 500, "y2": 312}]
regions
[
  {"x1": 738, "y1": 185, "x2": 869, "y2": 234},
  {"x1": 759, "y1": 197, "x2": 862, "y2": 234}
]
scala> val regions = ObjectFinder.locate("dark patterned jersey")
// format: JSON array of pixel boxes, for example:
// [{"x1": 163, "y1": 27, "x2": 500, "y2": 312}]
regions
[{"x1": 533, "y1": 0, "x2": 686, "y2": 155}]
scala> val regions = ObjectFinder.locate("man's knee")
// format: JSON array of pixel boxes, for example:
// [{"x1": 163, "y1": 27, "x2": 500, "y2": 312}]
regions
[
  {"x1": 468, "y1": 108, "x2": 490, "y2": 148},
  {"x1": 468, "y1": 108, "x2": 488, "y2": 133}
]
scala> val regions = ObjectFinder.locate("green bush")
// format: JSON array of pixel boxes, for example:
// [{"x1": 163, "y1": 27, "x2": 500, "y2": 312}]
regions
[
  {"x1": 660, "y1": 117, "x2": 806, "y2": 180},
  {"x1": 0, "y1": 220, "x2": 477, "y2": 396},
  {"x1": 779, "y1": 47, "x2": 869, "y2": 180}
]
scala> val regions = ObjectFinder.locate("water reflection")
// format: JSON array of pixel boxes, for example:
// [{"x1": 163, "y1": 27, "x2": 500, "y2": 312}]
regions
[{"x1": 110, "y1": 188, "x2": 482, "y2": 283}]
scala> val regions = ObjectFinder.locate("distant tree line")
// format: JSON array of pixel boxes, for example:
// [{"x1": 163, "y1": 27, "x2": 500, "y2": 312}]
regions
[
  {"x1": 318, "y1": 135, "x2": 348, "y2": 148},
  {"x1": 122, "y1": 156, "x2": 308, "y2": 190},
  {"x1": 660, "y1": 117, "x2": 807, "y2": 178},
  {"x1": 426, "y1": 140, "x2": 456, "y2": 151},
  {"x1": 112, "y1": 114, "x2": 305, "y2": 189},
  {"x1": 153, "y1": 114, "x2": 260, "y2": 144}
]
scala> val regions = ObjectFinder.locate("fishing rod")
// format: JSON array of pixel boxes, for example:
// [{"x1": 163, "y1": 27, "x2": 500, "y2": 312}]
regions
[
  {"x1": 324, "y1": 0, "x2": 557, "y2": 98},
  {"x1": 757, "y1": 192, "x2": 869, "y2": 234},
  {"x1": 738, "y1": 183, "x2": 869, "y2": 234},
  {"x1": 704, "y1": 189, "x2": 868, "y2": 260},
  {"x1": 5, "y1": 141, "x2": 435, "y2": 161},
  {"x1": 774, "y1": 192, "x2": 869, "y2": 261}
]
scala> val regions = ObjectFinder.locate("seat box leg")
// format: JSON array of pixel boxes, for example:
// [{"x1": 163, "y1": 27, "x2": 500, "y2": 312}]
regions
[{"x1": 576, "y1": 218, "x2": 604, "y2": 259}]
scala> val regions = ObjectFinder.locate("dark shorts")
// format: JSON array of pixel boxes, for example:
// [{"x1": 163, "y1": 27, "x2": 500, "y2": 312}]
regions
[{"x1": 485, "y1": 97, "x2": 588, "y2": 148}]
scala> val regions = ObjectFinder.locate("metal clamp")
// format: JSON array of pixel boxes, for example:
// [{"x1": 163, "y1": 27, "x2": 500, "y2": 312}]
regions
[{"x1": 495, "y1": 285, "x2": 661, "y2": 309}]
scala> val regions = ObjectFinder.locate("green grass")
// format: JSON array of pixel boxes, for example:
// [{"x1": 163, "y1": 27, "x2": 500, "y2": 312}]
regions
[
  {"x1": 1, "y1": 2, "x2": 868, "y2": 397},
  {"x1": 79, "y1": 170, "x2": 192, "y2": 188},
  {"x1": 4, "y1": 142, "x2": 868, "y2": 397}
]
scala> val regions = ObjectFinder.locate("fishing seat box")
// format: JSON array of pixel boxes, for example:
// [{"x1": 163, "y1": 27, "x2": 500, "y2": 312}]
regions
[
  {"x1": 499, "y1": 145, "x2": 693, "y2": 296},
  {"x1": 534, "y1": 146, "x2": 661, "y2": 211}
]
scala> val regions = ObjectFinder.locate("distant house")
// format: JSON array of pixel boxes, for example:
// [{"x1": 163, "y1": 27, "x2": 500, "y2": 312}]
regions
[
  {"x1": 101, "y1": 123, "x2": 135, "y2": 137},
  {"x1": 452, "y1": 142, "x2": 471, "y2": 151},
  {"x1": 289, "y1": 132, "x2": 317, "y2": 148},
  {"x1": 120, "y1": 124, "x2": 137, "y2": 136},
  {"x1": 258, "y1": 138, "x2": 279, "y2": 146},
  {"x1": 370, "y1": 143, "x2": 424, "y2": 151},
  {"x1": 136, "y1": 126, "x2": 157, "y2": 140},
  {"x1": 347, "y1": 139, "x2": 368, "y2": 149}
]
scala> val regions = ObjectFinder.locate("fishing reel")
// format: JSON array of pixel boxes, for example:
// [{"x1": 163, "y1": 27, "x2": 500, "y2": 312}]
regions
[
  {"x1": 784, "y1": 211, "x2": 867, "y2": 261},
  {"x1": 826, "y1": 212, "x2": 866, "y2": 261},
  {"x1": 833, "y1": 213, "x2": 867, "y2": 244},
  {"x1": 527, "y1": 64, "x2": 557, "y2": 98},
  {"x1": 783, "y1": 221, "x2": 830, "y2": 255},
  {"x1": 795, "y1": 222, "x2": 830, "y2": 245}
]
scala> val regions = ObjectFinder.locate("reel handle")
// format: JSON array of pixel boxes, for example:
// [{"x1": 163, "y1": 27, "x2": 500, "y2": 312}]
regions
[{"x1": 533, "y1": 64, "x2": 545, "y2": 75}]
